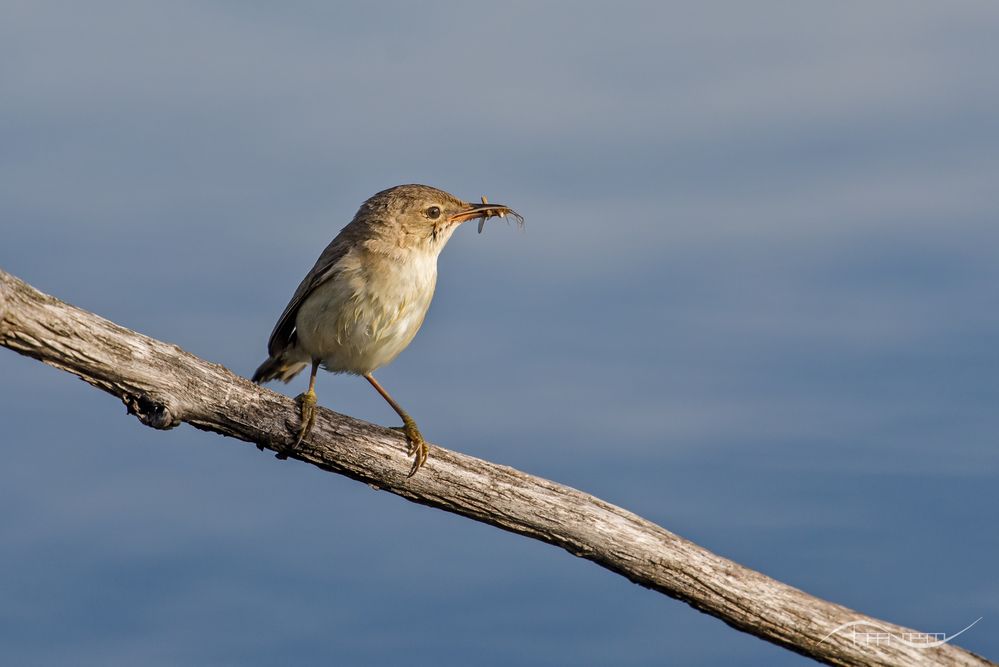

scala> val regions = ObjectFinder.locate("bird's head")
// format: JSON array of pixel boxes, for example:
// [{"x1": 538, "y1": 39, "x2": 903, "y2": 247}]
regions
[{"x1": 353, "y1": 184, "x2": 522, "y2": 254}]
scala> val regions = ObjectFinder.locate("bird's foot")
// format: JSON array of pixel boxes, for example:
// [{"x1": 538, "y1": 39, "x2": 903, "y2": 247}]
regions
[
  {"x1": 391, "y1": 417, "x2": 429, "y2": 477},
  {"x1": 278, "y1": 388, "x2": 317, "y2": 459}
]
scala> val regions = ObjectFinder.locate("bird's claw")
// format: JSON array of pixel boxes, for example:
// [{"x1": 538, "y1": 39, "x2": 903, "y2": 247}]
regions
[
  {"x1": 279, "y1": 389, "x2": 317, "y2": 459},
  {"x1": 392, "y1": 417, "x2": 429, "y2": 476}
]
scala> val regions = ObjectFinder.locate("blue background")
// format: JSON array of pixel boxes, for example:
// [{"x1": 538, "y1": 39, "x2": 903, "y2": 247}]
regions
[{"x1": 2, "y1": 2, "x2": 997, "y2": 664}]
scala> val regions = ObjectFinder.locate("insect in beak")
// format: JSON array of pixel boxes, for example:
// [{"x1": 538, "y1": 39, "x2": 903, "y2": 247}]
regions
[{"x1": 447, "y1": 196, "x2": 524, "y2": 233}]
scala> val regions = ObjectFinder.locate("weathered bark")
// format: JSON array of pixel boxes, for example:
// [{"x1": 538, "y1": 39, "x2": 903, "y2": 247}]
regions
[{"x1": 0, "y1": 267, "x2": 991, "y2": 667}]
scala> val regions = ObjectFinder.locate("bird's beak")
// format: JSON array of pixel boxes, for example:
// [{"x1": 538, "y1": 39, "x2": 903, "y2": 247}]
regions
[
  {"x1": 449, "y1": 198, "x2": 524, "y2": 233},
  {"x1": 449, "y1": 202, "x2": 516, "y2": 224}
]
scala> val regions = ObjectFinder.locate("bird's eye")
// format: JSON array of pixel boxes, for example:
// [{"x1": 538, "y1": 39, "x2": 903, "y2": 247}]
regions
[{"x1": 426, "y1": 206, "x2": 442, "y2": 220}]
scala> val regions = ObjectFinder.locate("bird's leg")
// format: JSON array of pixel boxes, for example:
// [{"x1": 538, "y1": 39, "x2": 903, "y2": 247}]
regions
[
  {"x1": 280, "y1": 359, "x2": 319, "y2": 459},
  {"x1": 364, "y1": 373, "x2": 428, "y2": 476}
]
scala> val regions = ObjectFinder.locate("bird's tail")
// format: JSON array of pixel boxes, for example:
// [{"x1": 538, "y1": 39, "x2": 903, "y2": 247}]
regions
[{"x1": 252, "y1": 353, "x2": 308, "y2": 384}]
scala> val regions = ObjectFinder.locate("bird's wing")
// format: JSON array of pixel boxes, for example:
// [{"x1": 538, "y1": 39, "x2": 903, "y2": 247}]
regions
[{"x1": 266, "y1": 235, "x2": 353, "y2": 357}]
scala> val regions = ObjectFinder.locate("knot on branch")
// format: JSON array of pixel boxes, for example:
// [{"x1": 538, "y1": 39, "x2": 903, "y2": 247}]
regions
[{"x1": 124, "y1": 393, "x2": 181, "y2": 430}]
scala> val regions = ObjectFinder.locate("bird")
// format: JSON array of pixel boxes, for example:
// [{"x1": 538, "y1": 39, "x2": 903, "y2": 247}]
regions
[{"x1": 252, "y1": 184, "x2": 522, "y2": 476}]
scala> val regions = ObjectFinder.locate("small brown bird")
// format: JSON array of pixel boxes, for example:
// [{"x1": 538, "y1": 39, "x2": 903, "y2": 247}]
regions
[{"x1": 253, "y1": 184, "x2": 521, "y2": 475}]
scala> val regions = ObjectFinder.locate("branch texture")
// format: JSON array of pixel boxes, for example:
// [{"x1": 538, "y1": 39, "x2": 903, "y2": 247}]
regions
[{"x1": 0, "y1": 267, "x2": 991, "y2": 667}]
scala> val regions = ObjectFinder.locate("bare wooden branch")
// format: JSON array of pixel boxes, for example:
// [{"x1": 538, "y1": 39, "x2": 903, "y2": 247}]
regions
[{"x1": 0, "y1": 267, "x2": 991, "y2": 667}]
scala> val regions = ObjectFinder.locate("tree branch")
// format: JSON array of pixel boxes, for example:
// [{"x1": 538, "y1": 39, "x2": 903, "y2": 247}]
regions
[{"x1": 0, "y1": 267, "x2": 991, "y2": 667}]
